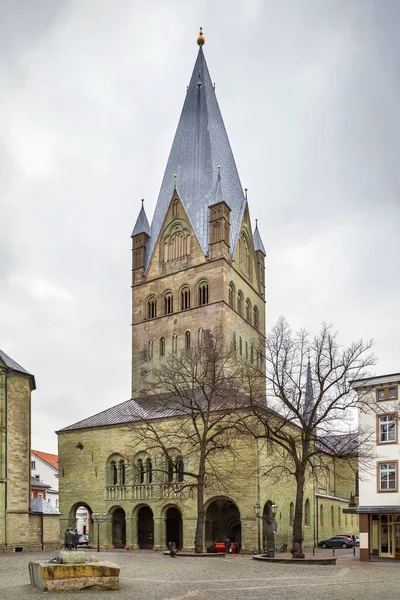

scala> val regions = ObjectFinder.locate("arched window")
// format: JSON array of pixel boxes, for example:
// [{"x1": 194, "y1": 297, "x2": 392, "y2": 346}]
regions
[
  {"x1": 172, "y1": 333, "x2": 177, "y2": 354},
  {"x1": 331, "y1": 505, "x2": 334, "y2": 528},
  {"x1": 289, "y1": 502, "x2": 294, "y2": 527},
  {"x1": 245, "y1": 299, "x2": 251, "y2": 322},
  {"x1": 176, "y1": 457, "x2": 184, "y2": 483},
  {"x1": 239, "y1": 233, "x2": 251, "y2": 276},
  {"x1": 147, "y1": 297, "x2": 156, "y2": 320},
  {"x1": 304, "y1": 499, "x2": 310, "y2": 526},
  {"x1": 239, "y1": 336, "x2": 243, "y2": 355},
  {"x1": 198, "y1": 282, "x2": 209, "y2": 306},
  {"x1": 160, "y1": 337, "x2": 165, "y2": 356},
  {"x1": 198, "y1": 328, "x2": 203, "y2": 346},
  {"x1": 181, "y1": 287, "x2": 191, "y2": 310},
  {"x1": 148, "y1": 340, "x2": 153, "y2": 359},
  {"x1": 233, "y1": 332, "x2": 237, "y2": 352},
  {"x1": 167, "y1": 459, "x2": 174, "y2": 483},
  {"x1": 120, "y1": 460, "x2": 126, "y2": 486},
  {"x1": 185, "y1": 331, "x2": 191, "y2": 350},
  {"x1": 237, "y1": 291, "x2": 243, "y2": 315},
  {"x1": 137, "y1": 458, "x2": 144, "y2": 484},
  {"x1": 172, "y1": 199, "x2": 179, "y2": 217},
  {"x1": 164, "y1": 293, "x2": 173, "y2": 315},
  {"x1": 146, "y1": 458, "x2": 152, "y2": 484},
  {"x1": 112, "y1": 461, "x2": 118, "y2": 486},
  {"x1": 253, "y1": 305, "x2": 259, "y2": 329},
  {"x1": 320, "y1": 504, "x2": 324, "y2": 527},
  {"x1": 338, "y1": 507, "x2": 341, "y2": 527},
  {"x1": 228, "y1": 283, "x2": 234, "y2": 308}
]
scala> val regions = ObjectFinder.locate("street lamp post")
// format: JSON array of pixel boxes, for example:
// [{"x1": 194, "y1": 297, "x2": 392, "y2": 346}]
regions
[
  {"x1": 254, "y1": 502, "x2": 278, "y2": 557},
  {"x1": 92, "y1": 512, "x2": 107, "y2": 553}
]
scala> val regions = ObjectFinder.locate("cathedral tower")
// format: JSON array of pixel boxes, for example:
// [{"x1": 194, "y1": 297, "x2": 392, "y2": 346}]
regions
[{"x1": 131, "y1": 30, "x2": 266, "y2": 397}]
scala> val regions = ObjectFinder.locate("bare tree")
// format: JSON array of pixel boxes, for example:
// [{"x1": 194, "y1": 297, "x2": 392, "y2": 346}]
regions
[
  {"x1": 125, "y1": 332, "x2": 248, "y2": 553},
  {"x1": 242, "y1": 317, "x2": 376, "y2": 559}
]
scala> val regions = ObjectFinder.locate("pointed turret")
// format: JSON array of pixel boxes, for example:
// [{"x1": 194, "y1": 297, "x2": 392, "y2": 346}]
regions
[
  {"x1": 253, "y1": 220, "x2": 266, "y2": 256},
  {"x1": 303, "y1": 357, "x2": 315, "y2": 426},
  {"x1": 144, "y1": 29, "x2": 246, "y2": 270},
  {"x1": 131, "y1": 200, "x2": 150, "y2": 277},
  {"x1": 253, "y1": 219, "x2": 266, "y2": 297}
]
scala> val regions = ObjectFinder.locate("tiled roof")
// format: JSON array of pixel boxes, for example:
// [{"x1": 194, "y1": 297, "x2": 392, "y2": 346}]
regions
[
  {"x1": 0, "y1": 349, "x2": 36, "y2": 389},
  {"x1": 143, "y1": 46, "x2": 246, "y2": 270},
  {"x1": 131, "y1": 202, "x2": 150, "y2": 237},
  {"x1": 30, "y1": 498, "x2": 60, "y2": 515},
  {"x1": 31, "y1": 476, "x2": 51, "y2": 489},
  {"x1": 253, "y1": 223, "x2": 266, "y2": 256},
  {"x1": 32, "y1": 450, "x2": 59, "y2": 470}
]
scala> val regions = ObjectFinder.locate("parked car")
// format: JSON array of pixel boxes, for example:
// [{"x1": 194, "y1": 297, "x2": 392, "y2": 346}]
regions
[
  {"x1": 318, "y1": 536, "x2": 354, "y2": 549},
  {"x1": 338, "y1": 533, "x2": 356, "y2": 544},
  {"x1": 355, "y1": 535, "x2": 360, "y2": 546},
  {"x1": 78, "y1": 534, "x2": 89, "y2": 546}
]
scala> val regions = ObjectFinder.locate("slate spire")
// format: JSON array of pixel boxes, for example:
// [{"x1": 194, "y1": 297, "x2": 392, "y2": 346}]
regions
[
  {"x1": 131, "y1": 199, "x2": 150, "y2": 238},
  {"x1": 144, "y1": 30, "x2": 246, "y2": 270},
  {"x1": 253, "y1": 220, "x2": 266, "y2": 256}
]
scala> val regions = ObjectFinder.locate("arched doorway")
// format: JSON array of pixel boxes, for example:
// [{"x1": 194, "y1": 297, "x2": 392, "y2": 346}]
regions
[
  {"x1": 205, "y1": 498, "x2": 241, "y2": 547},
  {"x1": 165, "y1": 507, "x2": 183, "y2": 549},
  {"x1": 68, "y1": 502, "x2": 92, "y2": 542},
  {"x1": 112, "y1": 507, "x2": 126, "y2": 549},
  {"x1": 262, "y1": 501, "x2": 274, "y2": 553},
  {"x1": 137, "y1": 506, "x2": 154, "y2": 549}
]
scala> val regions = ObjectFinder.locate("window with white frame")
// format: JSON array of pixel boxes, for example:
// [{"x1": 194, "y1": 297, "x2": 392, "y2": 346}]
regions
[
  {"x1": 379, "y1": 462, "x2": 397, "y2": 491},
  {"x1": 379, "y1": 414, "x2": 397, "y2": 444},
  {"x1": 31, "y1": 460, "x2": 36, "y2": 470}
]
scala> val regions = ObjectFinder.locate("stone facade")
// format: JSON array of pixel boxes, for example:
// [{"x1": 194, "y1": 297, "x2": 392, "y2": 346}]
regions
[{"x1": 0, "y1": 350, "x2": 60, "y2": 553}]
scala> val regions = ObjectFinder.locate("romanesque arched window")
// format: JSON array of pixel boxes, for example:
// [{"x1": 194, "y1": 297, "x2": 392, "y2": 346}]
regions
[
  {"x1": 176, "y1": 457, "x2": 184, "y2": 483},
  {"x1": 112, "y1": 461, "x2": 118, "y2": 486},
  {"x1": 253, "y1": 305, "x2": 259, "y2": 329},
  {"x1": 245, "y1": 341, "x2": 248, "y2": 359},
  {"x1": 120, "y1": 460, "x2": 126, "y2": 486},
  {"x1": 172, "y1": 199, "x2": 179, "y2": 217},
  {"x1": 238, "y1": 233, "x2": 251, "y2": 277},
  {"x1": 245, "y1": 299, "x2": 252, "y2": 322},
  {"x1": 160, "y1": 337, "x2": 165, "y2": 356},
  {"x1": 233, "y1": 332, "x2": 237, "y2": 352},
  {"x1": 146, "y1": 458, "x2": 152, "y2": 484},
  {"x1": 172, "y1": 333, "x2": 177, "y2": 354},
  {"x1": 250, "y1": 345, "x2": 254, "y2": 363},
  {"x1": 320, "y1": 504, "x2": 324, "y2": 526},
  {"x1": 239, "y1": 336, "x2": 243, "y2": 356},
  {"x1": 185, "y1": 331, "x2": 191, "y2": 350},
  {"x1": 148, "y1": 340, "x2": 153, "y2": 360},
  {"x1": 164, "y1": 292, "x2": 173, "y2": 315},
  {"x1": 167, "y1": 459, "x2": 174, "y2": 483},
  {"x1": 198, "y1": 328, "x2": 203, "y2": 346},
  {"x1": 198, "y1": 282, "x2": 209, "y2": 306},
  {"x1": 304, "y1": 499, "x2": 310, "y2": 526},
  {"x1": 147, "y1": 296, "x2": 156, "y2": 320},
  {"x1": 181, "y1": 287, "x2": 191, "y2": 310},
  {"x1": 331, "y1": 505, "x2": 334, "y2": 528},
  {"x1": 237, "y1": 291, "x2": 243, "y2": 315},
  {"x1": 338, "y1": 506, "x2": 341, "y2": 527},
  {"x1": 228, "y1": 283, "x2": 234, "y2": 308},
  {"x1": 137, "y1": 459, "x2": 144, "y2": 484}
]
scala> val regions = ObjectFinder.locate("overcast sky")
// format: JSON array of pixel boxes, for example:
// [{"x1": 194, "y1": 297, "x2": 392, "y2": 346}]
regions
[{"x1": 1, "y1": 0, "x2": 399, "y2": 454}]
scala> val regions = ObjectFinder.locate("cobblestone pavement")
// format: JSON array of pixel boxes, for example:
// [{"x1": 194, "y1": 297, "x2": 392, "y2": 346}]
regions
[{"x1": 1, "y1": 549, "x2": 400, "y2": 600}]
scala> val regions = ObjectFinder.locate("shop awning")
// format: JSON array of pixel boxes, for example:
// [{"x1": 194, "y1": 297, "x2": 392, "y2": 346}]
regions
[{"x1": 343, "y1": 506, "x2": 400, "y2": 514}]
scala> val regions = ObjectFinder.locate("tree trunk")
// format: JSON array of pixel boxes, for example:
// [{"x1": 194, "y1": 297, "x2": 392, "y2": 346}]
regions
[
  {"x1": 291, "y1": 464, "x2": 306, "y2": 558},
  {"x1": 194, "y1": 473, "x2": 205, "y2": 554}
]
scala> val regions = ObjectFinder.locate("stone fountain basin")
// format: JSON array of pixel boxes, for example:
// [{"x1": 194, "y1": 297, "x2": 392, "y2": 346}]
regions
[{"x1": 29, "y1": 558, "x2": 120, "y2": 592}]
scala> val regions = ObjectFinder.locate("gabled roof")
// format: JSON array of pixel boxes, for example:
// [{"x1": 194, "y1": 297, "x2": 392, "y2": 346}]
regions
[
  {"x1": 131, "y1": 201, "x2": 150, "y2": 237},
  {"x1": 144, "y1": 45, "x2": 246, "y2": 269},
  {"x1": 32, "y1": 450, "x2": 59, "y2": 470},
  {"x1": 30, "y1": 498, "x2": 60, "y2": 515},
  {"x1": 31, "y1": 476, "x2": 51, "y2": 490},
  {"x1": 0, "y1": 349, "x2": 36, "y2": 390},
  {"x1": 253, "y1": 222, "x2": 266, "y2": 256}
]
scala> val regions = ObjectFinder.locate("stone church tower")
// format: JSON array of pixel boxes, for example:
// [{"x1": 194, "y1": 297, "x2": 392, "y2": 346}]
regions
[{"x1": 130, "y1": 29, "x2": 266, "y2": 397}]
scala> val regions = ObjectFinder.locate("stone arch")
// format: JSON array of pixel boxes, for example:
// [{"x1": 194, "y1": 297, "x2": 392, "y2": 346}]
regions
[
  {"x1": 109, "y1": 505, "x2": 126, "y2": 549},
  {"x1": 136, "y1": 504, "x2": 154, "y2": 549},
  {"x1": 67, "y1": 502, "x2": 92, "y2": 536},
  {"x1": 205, "y1": 496, "x2": 241, "y2": 548},
  {"x1": 163, "y1": 505, "x2": 183, "y2": 550}
]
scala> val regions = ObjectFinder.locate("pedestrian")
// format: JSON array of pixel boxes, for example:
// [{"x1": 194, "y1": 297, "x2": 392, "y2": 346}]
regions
[
  {"x1": 236, "y1": 540, "x2": 241, "y2": 554},
  {"x1": 168, "y1": 541, "x2": 177, "y2": 557},
  {"x1": 65, "y1": 528, "x2": 75, "y2": 550},
  {"x1": 73, "y1": 530, "x2": 80, "y2": 550},
  {"x1": 224, "y1": 537, "x2": 231, "y2": 553}
]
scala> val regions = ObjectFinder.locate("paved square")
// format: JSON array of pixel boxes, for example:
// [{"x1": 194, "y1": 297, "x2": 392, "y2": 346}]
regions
[{"x1": 1, "y1": 550, "x2": 400, "y2": 600}]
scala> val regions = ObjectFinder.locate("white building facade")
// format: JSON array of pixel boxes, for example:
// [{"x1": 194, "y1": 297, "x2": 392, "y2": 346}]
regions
[
  {"x1": 346, "y1": 374, "x2": 400, "y2": 561},
  {"x1": 31, "y1": 451, "x2": 59, "y2": 509}
]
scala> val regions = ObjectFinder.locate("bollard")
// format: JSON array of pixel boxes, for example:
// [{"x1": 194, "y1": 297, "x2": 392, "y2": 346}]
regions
[{"x1": 353, "y1": 546, "x2": 356, "y2": 556}]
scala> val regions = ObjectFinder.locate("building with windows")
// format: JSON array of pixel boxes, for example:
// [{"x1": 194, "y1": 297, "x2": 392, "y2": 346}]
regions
[
  {"x1": 57, "y1": 30, "x2": 358, "y2": 553},
  {"x1": 0, "y1": 349, "x2": 60, "y2": 553},
  {"x1": 31, "y1": 450, "x2": 59, "y2": 508},
  {"x1": 345, "y1": 373, "x2": 400, "y2": 560}
]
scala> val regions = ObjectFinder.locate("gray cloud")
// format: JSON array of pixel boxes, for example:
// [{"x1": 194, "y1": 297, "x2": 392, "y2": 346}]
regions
[{"x1": 1, "y1": 0, "x2": 399, "y2": 453}]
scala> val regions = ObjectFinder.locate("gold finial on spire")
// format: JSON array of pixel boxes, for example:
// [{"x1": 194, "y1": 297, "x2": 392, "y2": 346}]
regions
[{"x1": 197, "y1": 27, "x2": 205, "y2": 46}]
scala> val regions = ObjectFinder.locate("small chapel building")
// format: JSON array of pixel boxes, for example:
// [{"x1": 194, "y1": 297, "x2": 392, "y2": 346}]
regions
[{"x1": 57, "y1": 30, "x2": 358, "y2": 552}]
